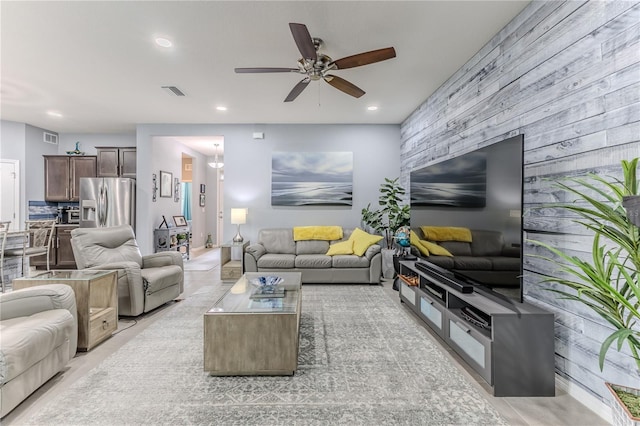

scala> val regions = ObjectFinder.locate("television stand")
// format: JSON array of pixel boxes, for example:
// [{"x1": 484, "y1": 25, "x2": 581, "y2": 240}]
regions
[{"x1": 398, "y1": 260, "x2": 555, "y2": 397}]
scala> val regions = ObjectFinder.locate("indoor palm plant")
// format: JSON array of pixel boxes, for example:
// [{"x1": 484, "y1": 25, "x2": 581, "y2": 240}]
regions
[
  {"x1": 361, "y1": 177, "x2": 411, "y2": 250},
  {"x1": 530, "y1": 158, "x2": 639, "y2": 424}
]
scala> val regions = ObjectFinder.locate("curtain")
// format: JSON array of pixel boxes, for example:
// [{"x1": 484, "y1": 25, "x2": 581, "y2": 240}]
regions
[{"x1": 182, "y1": 182, "x2": 192, "y2": 221}]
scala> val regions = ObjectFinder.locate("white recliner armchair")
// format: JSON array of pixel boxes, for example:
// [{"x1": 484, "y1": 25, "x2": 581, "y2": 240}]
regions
[{"x1": 70, "y1": 225, "x2": 184, "y2": 316}]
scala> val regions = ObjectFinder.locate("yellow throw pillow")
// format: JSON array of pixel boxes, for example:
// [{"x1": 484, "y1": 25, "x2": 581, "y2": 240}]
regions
[
  {"x1": 410, "y1": 230, "x2": 430, "y2": 256},
  {"x1": 293, "y1": 226, "x2": 343, "y2": 241},
  {"x1": 420, "y1": 226, "x2": 472, "y2": 242},
  {"x1": 326, "y1": 240, "x2": 354, "y2": 256},
  {"x1": 348, "y1": 228, "x2": 383, "y2": 256},
  {"x1": 420, "y1": 240, "x2": 453, "y2": 257}
]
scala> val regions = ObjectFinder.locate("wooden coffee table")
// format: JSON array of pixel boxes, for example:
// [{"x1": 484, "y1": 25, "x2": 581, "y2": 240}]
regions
[{"x1": 203, "y1": 272, "x2": 302, "y2": 376}]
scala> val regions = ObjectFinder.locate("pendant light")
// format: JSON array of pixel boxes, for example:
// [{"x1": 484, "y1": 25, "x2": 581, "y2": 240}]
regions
[{"x1": 208, "y1": 143, "x2": 224, "y2": 169}]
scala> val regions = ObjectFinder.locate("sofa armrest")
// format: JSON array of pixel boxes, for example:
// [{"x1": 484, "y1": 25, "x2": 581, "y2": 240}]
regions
[
  {"x1": 502, "y1": 245, "x2": 521, "y2": 257},
  {"x1": 246, "y1": 244, "x2": 267, "y2": 261},
  {"x1": 0, "y1": 284, "x2": 78, "y2": 356},
  {"x1": 142, "y1": 251, "x2": 184, "y2": 270},
  {"x1": 364, "y1": 244, "x2": 381, "y2": 260}
]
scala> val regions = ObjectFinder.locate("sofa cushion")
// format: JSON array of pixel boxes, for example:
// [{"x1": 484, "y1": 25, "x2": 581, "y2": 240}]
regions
[
  {"x1": 452, "y1": 256, "x2": 493, "y2": 270},
  {"x1": 420, "y1": 226, "x2": 472, "y2": 242},
  {"x1": 425, "y1": 256, "x2": 455, "y2": 269},
  {"x1": 141, "y1": 265, "x2": 183, "y2": 294},
  {"x1": 439, "y1": 241, "x2": 472, "y2": 256},
  {"x1": 257, "y1": 253, "x2": 296, "y2": 269},
  {"x1": 420, "y1": 240, "x2": 453, "y2": 257},
  {"x1": 295, "y1": 254, "x2": 332, "y2": 269},
  {"x1": 293, "y1": 226, "x2": 343, "y2": 241},
  {"x1": 258, "y1": 229, "x2": 296, "y2": 254},
  {"x1": 349, "y1": 228, "x2": 383, "y2": 256},
  {"x1": 0, "y1": 309, "x2": 74, "y2": 384},
  {"x1": 410, "y1": 231, "x2": 430, "y2": 256},
  {"x1": 488, "y1": 256, "x2": 521, "y2": 271},
  {"x1": 470, "y1": 230, "x2": 504, "y2": 256},
  {"x1": 296, "y1": 240, "x2": 330, "y2": 255},
  {"x1": 326, "y1": 240, "x2": 354, "y2": 256},
  {"x1": 332, "y1": 255, "x2": 370, "y2": 268}
]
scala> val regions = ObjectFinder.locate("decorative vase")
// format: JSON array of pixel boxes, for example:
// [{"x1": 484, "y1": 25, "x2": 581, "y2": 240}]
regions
[
  {"x1": 623, "y1": 196, "x2": 640, "y2": 227},
  {"x1": 381, "y1": 248, "x2": 395, "y2": 279},
  {"x1": 205, "y1": 234, "x2": 213, "y2": 248},
  {"x1": 606, "y1": 382, "x2": 640, "y2": 426}
]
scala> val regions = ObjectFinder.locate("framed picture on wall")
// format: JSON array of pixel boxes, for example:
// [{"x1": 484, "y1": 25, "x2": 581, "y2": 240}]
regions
[
  {"x1": 199, "y1": 193, "x2": 206, "y2": 207},
  {"x1": 160, "y1": 171, "x2": 172, "y2": 198},
  {"x1": 173, "y1": 215, "x2": 187, "y2": 227},
  {"x1": 200, "y1": 184, "x2": 206, "y2": 193}
]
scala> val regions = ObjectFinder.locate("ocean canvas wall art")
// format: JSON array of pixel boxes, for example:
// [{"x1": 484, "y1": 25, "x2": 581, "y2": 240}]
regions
[
  {"x1": 410, "y1": 152, "x2": 486, "y2": 208},
  {"x1": 272, "y1": 152, "x2": 353, "y2": 206}
]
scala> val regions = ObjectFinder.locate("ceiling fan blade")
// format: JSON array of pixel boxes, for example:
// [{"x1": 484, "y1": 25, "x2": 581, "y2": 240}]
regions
[
  {"x1": 332, "y1": 47, "x2": 396, "y2": 69},
  {"x1": 235, "y1": 67, "x2": 299, "y2": 73},
  {"x1": 284, "y1": 78, "x2": 310, "y2": 102},
  {"x1": 289, "y1": 23, "x2": 317, "y2": 61},
  {"x1": 324, "y1": 75, "x2": 365, "y2": 98}
]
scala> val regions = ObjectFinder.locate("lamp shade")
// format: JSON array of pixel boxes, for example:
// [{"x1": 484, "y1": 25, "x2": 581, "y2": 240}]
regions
[{"x1": 230, "y1": 208, "x2": 247, "y2": 225}]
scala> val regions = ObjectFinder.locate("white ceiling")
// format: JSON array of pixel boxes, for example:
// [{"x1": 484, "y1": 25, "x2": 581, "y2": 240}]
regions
[{"x1": 1, "y1": 1, "x2": 529, "y2": 143}]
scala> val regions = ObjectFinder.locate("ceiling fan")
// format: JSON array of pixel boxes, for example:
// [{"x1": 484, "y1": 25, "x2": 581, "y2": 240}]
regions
[{"x1": 234, "y1": 23, "x2": 396, "y2": 102}]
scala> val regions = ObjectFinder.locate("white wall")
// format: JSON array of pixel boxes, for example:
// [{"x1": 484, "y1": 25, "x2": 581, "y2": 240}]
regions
[
  {"x1": 0, "y1": 120, "x2": 27, "y2": 228},
  {"x1": 136, "y1": 123, "x2": 401, "y2": 254},
  {"x1": 58, "y1": 133, "x2": 136, "y2": 154}
]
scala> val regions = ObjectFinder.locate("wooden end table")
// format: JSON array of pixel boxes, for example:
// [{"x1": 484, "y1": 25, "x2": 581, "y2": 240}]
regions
[{"x1": 13, "y1": 270, "x2": 118, "y2": 351}]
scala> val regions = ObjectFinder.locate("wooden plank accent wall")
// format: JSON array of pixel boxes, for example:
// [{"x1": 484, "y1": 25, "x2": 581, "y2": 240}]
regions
[{"x1": 400, "y1": 0, "x2": 640, "y2": 403}]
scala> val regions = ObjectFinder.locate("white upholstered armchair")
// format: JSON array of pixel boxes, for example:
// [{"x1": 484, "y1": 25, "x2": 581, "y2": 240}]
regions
[{"x1": 70, "y1": 225, "x2": 183, "y2": 316}]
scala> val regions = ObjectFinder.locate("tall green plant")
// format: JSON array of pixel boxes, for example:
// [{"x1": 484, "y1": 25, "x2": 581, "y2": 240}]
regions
[
  {"x1": 361, "y1": 177, "x2": 411, "y2": 249},
  {"x1": 530, "y1": 158, "x2": 640, "y2": 373}
]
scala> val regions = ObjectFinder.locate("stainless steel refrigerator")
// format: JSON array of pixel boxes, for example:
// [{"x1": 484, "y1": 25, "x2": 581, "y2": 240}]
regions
[{"x1": 79, "y1": 178, "x2": 136, "y2": 230}]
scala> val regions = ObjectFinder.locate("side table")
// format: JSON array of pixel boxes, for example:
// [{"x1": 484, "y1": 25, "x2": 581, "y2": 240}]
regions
[
  {"x1": 13, "y1": 270, "x2": 118, "y2": 351},
  {"x1": 220, "y1": 241, "x2": 249, "y2": 281}
]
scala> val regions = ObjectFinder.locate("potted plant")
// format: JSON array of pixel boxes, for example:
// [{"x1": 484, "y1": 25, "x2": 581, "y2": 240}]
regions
[
  {"x1": 361, "y1": 177, "x2": 411, "y2": 249},
  {"x1": 530, "y1": 158, "x2": 639, "y2": 425},
  {"x1": 361, "y1": 177, "x2": 411, "y2": 278}
]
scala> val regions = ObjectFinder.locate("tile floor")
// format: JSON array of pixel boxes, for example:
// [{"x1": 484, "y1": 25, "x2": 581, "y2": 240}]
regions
[{"x1": 3, "y1": 249, "x2": 607, "y2": 425}]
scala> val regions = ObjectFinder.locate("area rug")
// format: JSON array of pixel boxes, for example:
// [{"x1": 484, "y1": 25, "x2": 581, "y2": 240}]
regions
[
  {"x1": 183, "y1": 248, "x2": 220, "y2": 271},
  {"x1": 24, "y1": 285, "x2": 506, "y2": 425}
]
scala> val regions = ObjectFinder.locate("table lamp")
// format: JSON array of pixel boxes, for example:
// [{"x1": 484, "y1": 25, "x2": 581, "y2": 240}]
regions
[{"x1": 230, "y1": 208, "x2": 247, "y2": 242}]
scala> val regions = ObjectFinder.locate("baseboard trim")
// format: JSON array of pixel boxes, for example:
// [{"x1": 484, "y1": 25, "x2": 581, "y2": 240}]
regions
[{"x1": 556, "y1": 374, "x2": 611, "y2": 423}]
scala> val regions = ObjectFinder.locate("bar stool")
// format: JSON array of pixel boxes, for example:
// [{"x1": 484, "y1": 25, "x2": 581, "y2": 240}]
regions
[
  {"x1": 0, "y1": 221, "x2": 11, "y2": 292},
  {"x1": 2, "y1": 220, "x2": 56, "y2": 288}
]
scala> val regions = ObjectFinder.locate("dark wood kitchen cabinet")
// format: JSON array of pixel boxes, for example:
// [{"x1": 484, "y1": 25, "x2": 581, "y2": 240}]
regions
[
  {"x1": 44, "y1": 156, "x2": 97, "y2": 202},
  {"x1": 96, "y1": 147, "x2": 136, "y2": 178},
  {"x1": 32, "y1": 225, "x2": 78, "y2": 269}
]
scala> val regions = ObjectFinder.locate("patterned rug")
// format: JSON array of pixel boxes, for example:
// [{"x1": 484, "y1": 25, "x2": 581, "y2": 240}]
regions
[
  {"x1": 183, "y1": 248, "x2": 220, "y2": 271},
  {"x1": 24, "y1": 285, "x2": 506, "y2": 425}
]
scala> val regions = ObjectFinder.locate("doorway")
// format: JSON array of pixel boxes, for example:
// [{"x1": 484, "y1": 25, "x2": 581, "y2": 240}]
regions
[{"x1": 0, "y1": 159, "x2": 20, "y2": 230}]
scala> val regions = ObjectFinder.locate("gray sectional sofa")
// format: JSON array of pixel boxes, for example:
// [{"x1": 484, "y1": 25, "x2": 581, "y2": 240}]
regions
[{"x1": 244, "y1": 228, "x2": 382, "y2": 284}]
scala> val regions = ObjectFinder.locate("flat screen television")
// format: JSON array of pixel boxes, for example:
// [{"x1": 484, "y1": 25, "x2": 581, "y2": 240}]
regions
[{"x1": 409, "y1": 134, "x2": 524, "y2": 303}]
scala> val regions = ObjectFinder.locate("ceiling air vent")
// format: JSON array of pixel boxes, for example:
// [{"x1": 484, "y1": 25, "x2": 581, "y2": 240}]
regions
[
  {"x1": 43, "y1": 132, "x2": 58, "y2": 144},
  {"x1": 161, "y1": 86, "x2": 186, "y2": 97}
]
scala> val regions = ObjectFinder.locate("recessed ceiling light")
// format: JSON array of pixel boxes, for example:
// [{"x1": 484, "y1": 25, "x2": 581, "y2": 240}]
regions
[
  {"x1": 367, "y1": 106, "x2": 378, "y2": 111},
  {"x1": 216, "y1": 106, "x2": 227, "y2": 111},
  {"x1": 155, "y1": 37, "x2": 172, "y2": 48},
  {"x1": 47, "y1": 111, "x2": 63, "y2": 117}
]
